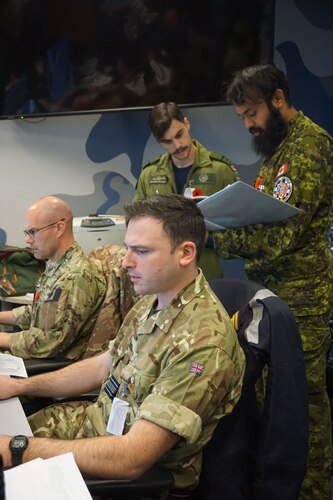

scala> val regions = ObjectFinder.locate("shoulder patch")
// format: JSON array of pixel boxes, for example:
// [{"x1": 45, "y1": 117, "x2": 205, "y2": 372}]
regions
[
  {"x1": 276, "y1": 163, "x2": 289, "y2": 178},
  {"x1": 273, "y1": 176, "x2": 293, "y2": 202}
]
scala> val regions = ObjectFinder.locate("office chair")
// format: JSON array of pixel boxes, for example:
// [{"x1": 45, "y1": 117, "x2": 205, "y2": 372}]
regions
[
  {"x1": 197, "y1": 278, "x2": 309, "y2": 500},
  {"x1": 24, "y1": 244, "x2": 138, "y2": 376},
  {"x1": 85, "y1": 465, "x2": 174, "y2": 500}
]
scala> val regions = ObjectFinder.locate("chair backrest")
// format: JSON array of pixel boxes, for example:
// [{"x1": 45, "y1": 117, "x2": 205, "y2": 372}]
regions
[
  {"x1": 199, "y1": 278, "x2": 308, "y2": 500},
  {"x1": 84, "y1": 244, "x2": 139, "y2": 358}
]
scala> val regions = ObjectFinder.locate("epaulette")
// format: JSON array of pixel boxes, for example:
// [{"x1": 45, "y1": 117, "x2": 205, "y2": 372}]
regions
[
  {"x1": 209, "y1": 151, "x2": 230, "y2": 164},
  {"x1": 142, "y1": 155, "x2": 163, "y2": 169}
]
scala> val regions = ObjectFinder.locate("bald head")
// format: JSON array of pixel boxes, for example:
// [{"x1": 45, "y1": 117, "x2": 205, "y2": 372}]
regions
[
  {"x1": 27, "y1": 196, "x2": 73, "y2": 223},
  {"x1": 24, "y1": 196, "x2": 75, "y2": 261}
]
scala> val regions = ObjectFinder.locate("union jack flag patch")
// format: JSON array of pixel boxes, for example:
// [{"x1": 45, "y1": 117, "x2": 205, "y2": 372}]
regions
[{"x1": 189, "y1": 362, "x2": 205, "y2": 376}]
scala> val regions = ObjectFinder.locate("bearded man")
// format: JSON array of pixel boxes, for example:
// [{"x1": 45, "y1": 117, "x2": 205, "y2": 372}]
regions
[{"x1": 212, "y1": 64, "x2": 333, "y2": 500}]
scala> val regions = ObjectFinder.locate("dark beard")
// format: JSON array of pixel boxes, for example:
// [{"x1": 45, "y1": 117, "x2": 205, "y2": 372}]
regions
[{"x1": 251, "y1": 106, "x2": 288, "y2": 158}]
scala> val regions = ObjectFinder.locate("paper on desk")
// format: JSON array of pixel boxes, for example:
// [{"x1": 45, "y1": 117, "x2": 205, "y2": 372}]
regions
[
  {"x1": 197, "y1": 181, "x2": 301, "y2": 229},
  {"x1": 0, "y1": 353, "x2": 27, "y2": 377},
  {"x1": 4, "y1": 452, "x2": 93, "y2": 500},
  {"x1": 0, "y1": 397, "x2": 33, "y2": 436}
]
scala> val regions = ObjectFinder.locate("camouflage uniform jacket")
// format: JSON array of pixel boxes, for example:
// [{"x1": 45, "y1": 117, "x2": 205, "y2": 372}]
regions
[
  {"x1": 9, "y1": 242, "x2": 106, "y2": 359},
  {"x1": 214, "y1": 111, "x2": 333, "y2": 315},
  {"x1": 134, "y1": 140, "x2": 239, "y2": 199},
  {"x1": 84, "y1": 244, "x2": 139, "y2": 358},
  {"x1": 82, "y1": 270, "x2": 245, "y2": 489}
]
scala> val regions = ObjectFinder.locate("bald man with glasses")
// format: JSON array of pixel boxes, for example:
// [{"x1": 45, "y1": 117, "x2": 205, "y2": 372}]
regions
[{"x1": 0, "y1": 196, "x2": 106, "y2": 360}]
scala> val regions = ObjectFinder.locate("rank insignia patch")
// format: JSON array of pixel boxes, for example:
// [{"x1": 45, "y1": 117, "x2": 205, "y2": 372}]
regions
[
  {"x1": 189, "y1": 362, "x2": 205, "y2": 376},
  {"x1": 273, "y1": 176, "x2": 293, "y2": 202}
]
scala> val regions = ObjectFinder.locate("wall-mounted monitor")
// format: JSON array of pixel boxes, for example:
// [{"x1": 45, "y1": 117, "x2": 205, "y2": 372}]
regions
[{"x1": 0, "y1": 0, "x2": 275, "y2": 119}]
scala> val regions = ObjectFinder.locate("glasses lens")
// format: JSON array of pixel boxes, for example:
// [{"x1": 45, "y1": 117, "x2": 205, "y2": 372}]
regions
[{"x1": 24, "y1": 229, "x2": 36, "y2": 238}]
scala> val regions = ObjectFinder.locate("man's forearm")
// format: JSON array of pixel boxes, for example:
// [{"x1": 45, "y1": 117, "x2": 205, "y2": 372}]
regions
[
  {"x1": 0, "y1": 311, "x2": 16, "y2": 326},
  {"x1": 1, "y1": 419, "x2": 179, "y2": 479},
  {"x1": 0, "y1": 332, "x2": 9, "y2": 349},
  {"x1": 0, "y1": 351, "x2": 112, "y2": 401}
]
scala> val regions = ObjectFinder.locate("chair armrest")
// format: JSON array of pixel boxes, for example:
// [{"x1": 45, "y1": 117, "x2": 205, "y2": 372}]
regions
[
  {"x1": 24, "y1": 358, "x2": 72, "y2": 376},
  {"x1": 85, "y1": 465, "x2": 174, "y2": 496}
]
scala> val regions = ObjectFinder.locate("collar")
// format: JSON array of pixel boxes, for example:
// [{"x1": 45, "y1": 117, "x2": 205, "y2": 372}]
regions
[
  {"x1": 136, "y1": 269, "x2": 207, "y2": 335},
  {"x1": 44, "y1": 242, "x2": 80, "y2": 275}
]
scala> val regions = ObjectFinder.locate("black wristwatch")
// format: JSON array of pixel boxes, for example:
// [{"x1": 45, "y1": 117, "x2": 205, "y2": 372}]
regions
[{"x1": 9, "y1": 435, "x2": 29, "y2": 467}]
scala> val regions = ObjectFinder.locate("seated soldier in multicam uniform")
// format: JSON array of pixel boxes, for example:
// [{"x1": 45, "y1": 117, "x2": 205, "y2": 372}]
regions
[
  {"x1": 0, "y1": 194, "x2": 245, "y2": 494},
  {"x1": 0, "y1": 196, "x2": 106, "y2": 360}
]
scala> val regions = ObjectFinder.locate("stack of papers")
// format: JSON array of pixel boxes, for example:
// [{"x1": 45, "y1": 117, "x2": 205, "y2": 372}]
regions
[
  {"x1": 4, "y1": 452, "x2": 93, "y2": 500},
  {"x1": 197, "y1": 181, "x2": 301, "y2": 230},
  {"x1": 0, "y1": 353, "x2": 28, "y2": 377}
]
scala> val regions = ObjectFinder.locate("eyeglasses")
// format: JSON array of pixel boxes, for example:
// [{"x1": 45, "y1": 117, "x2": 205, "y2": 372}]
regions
[{"x1": 24, "y1": 218, "x2": 65, "y2": 239}]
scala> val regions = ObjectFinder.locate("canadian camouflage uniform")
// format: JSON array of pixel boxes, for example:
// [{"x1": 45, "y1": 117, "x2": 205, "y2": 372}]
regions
[
  {"x1": 9, "y1": 242, "x2": 106, "y2": 360},
  {"x1": 214, "y1": 111, "x2": 333, "y2": 499},
  {"x1": 29, "y1": 270, "x2": 245, "y2": 491},
  {"x1": 134, "y1": 140, "x2": 240, "y2": 281},
  {"x1": 85, "y1": 244, "x2": 139, "y2": 358}
]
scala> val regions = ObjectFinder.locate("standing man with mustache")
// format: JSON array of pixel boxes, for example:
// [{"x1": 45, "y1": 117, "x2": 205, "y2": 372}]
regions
[
  {"x1": 134, "y1": 101, "x2": 239, "y2": 279},
  {"x1": 213, "y1": 64, "x2": 333, "y2": 500}
]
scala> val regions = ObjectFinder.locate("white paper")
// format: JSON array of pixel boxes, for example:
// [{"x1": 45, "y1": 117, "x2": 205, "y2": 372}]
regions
[
  {"x1": 197, "y1": 181, "x2": 301, "y2": 229},
  {"x1": 0, "y1": 397, "x2": 33, "y2": 436},
  {"x1": 0, "y1": 353, "x2": 28, "y2": 377},
  {"x1": 4, "y1": 452, "x2": 93, "y2": 500},
  {"x1": 107, "y1": 397, "x2": 129, "y2": 435}
]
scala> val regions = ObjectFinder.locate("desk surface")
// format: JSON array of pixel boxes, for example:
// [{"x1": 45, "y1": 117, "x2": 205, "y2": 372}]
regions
[{"x1": 0, "y1": 294, "x2": 33, "y2": 305}]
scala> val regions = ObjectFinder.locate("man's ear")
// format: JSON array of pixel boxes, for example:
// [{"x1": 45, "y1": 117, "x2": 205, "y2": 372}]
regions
[
  {"x1": 56, "y1": 219, "x2": 66, "y2": 238},
  {"x1": 272, "y1": 89, "x2": 284, "y2": 109},
  {"x1": 179, "y1": 241, "x2": 196, "y2": 266},
  {"x1": 184, "y1": 117, "x2": 190, "y2": 132}
]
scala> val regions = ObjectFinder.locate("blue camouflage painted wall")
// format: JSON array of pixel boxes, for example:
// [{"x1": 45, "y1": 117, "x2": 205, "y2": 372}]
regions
[{"x1": 0, "y1": 0, "x2": 331, "y2": 250}]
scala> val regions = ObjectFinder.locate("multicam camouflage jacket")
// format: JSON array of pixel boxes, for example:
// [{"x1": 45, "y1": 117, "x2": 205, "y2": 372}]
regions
[
  {"x1": 9, "y1": 242, "x2": 106, "y2": 359},
  {"x1": 81, "y1": 270, "x2": 245, "y2": 490},
  {"x1": 134, "y1": 140, "x2": 239, "y2": 199},
  {"x1": 85, "y1": 244, "x2": 139, "y2": 358},
  {"x1": 214, "y1": 112, "x2": 333, "y2": 316}
]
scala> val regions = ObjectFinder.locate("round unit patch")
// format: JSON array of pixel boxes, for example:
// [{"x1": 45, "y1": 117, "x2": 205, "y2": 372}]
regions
[
  {"x1": 198, "y1": 173, "x2": 209, "y2": 183},
  {"x1": 273, "y1": 176, "x2": 293, "y2": 202}
]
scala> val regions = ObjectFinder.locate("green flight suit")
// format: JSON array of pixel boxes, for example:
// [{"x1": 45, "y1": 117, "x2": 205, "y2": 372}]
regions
[
  {"x1": 134, "y1": 140, "x2": 240, "y2": 280},
  {"x1": 214, "y1": 111, "x2": 333, "y2": 500}
]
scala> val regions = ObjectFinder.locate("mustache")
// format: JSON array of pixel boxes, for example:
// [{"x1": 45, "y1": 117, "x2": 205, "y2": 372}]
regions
[
  {"x1": 249, "y1": 127, "x2": 263, "y2": 135},
  {"x1": 174, "y1": 147, "x2": 186, "y2": 155}
]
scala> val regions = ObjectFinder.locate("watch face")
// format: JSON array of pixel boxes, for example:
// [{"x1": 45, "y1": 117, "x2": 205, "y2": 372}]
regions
[{"x1": 10, "y1": 435, "x2": 28, "y2": 450}]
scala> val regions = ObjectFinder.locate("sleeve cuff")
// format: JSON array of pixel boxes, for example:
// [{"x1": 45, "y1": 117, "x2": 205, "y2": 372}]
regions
[{"x1": 135, "y1": 393, "x2": 202, "y2": 444}]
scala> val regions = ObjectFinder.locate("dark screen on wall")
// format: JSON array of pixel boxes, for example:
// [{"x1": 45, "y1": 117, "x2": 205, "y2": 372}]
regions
[{"x1": 0, "y1": 0, "x2": 275, "y2": 119}]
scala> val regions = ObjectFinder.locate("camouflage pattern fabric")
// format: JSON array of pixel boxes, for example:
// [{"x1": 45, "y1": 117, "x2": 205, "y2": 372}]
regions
[
  {"x1": 296, "y1": 313, "x2": 332, "y2": 499},
  {"x1": 8, "y1": 242, "x2": 106, "y2": 360},
  {"x1": 214, "y1": 111, "x2": 333, "y2": 500},
  {"x1": 84, "y1": 244, "x2": 139, "y2": 358},
  {"x1": 134, "y1": 140, "x2": 239, "y2": 280},
  {"x1": 134, "y1": 140, "x2": 239, "y2": 200},
  {"x1": 29, "y1": 270, "x2": 245, "y2": 490}
]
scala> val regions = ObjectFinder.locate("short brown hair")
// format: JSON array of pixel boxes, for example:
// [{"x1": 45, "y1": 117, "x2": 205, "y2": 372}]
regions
[
  {"x1": 124, "y1": 194, "x2": 206, "y2": 262},
  {"x1": 148, "y1": 102, "x2": 185, "y2": 141}
]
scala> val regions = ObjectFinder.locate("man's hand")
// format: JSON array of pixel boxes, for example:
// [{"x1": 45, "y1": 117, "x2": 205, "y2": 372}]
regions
[
  {"x1": 0, "y1": 375, "x2": 20, "y2": 400},
  {"x1": 0, "y1": 435, "x2": 12, "y2": 467}
]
